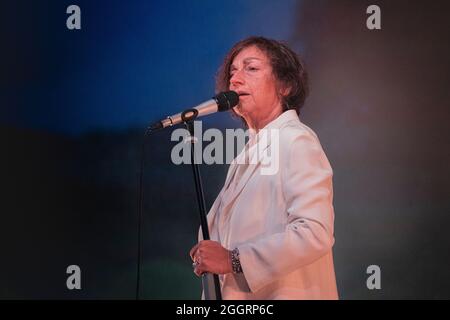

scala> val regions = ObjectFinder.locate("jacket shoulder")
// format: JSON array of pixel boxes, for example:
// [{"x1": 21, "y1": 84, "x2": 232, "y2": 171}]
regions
[{"x1": 278, "y1": 117, "x2": 321, "y2": 145}]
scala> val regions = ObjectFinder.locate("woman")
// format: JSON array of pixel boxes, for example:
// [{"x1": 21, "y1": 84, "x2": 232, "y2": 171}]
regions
[{"x1": 189, "y1": 36, "x2": 338, "y2": 299}]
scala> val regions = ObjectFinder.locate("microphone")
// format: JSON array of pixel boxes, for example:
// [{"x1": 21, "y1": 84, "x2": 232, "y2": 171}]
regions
[{"x1": 147, "y1": 91, "x2": 239, "y2": 132}]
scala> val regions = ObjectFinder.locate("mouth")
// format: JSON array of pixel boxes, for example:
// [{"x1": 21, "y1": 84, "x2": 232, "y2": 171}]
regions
[{"x1": 237, "y1": 92, "x2": 250, "y2": 97}]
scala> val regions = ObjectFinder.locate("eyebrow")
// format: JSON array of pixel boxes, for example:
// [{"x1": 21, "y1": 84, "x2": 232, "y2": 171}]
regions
[{"x1": 230, "y1": 57, "x2": 263, "y2": 70}]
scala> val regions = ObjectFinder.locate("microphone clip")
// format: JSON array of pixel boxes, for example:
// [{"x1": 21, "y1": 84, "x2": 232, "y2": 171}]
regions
[{"x1": 181, "y1": 108, "x2": 200, "y2": 123}]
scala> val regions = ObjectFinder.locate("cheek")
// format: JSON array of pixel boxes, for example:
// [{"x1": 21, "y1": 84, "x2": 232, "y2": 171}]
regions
[
  {"x1": 256, "y1": 80, "x2": 278, "y2": 103},
  {"x1": 249, "y1": 77, "x2": 268, "y2": 93}
]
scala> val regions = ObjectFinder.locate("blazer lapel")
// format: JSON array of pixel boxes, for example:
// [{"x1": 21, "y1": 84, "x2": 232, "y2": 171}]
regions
[{"x1": 220, "y1": 132, "x2": 273, "y2": 210}]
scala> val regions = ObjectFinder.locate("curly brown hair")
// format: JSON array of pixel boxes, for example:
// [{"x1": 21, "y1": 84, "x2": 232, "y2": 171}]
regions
[{"x1": 216, "y1": 36, "x2": 309, "y2": 123}]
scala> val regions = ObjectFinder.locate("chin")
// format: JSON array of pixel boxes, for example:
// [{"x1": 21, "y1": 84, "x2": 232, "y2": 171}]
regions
[{"x1": 234, "y1": 103, "x2": 253, "y2": 116}]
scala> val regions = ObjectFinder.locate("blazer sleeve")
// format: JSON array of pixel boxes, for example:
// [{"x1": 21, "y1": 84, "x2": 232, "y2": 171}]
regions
[{"x1": 238, "y1": 126, "x2": 335, "y2": 293}]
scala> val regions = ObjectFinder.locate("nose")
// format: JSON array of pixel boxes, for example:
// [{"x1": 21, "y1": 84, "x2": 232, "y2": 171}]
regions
[{"x1": 229, "y1": 69, "x2": 244, "y2": 88}]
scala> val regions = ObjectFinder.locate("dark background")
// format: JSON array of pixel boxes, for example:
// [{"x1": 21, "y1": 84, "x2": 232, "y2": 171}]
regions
[{"x1": 1, "y1": 0, "x2": 449, "y2": 299}]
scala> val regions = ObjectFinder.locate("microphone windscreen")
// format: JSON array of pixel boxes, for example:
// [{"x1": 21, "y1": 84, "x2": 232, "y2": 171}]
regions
[{"x1": 215, "y1": 91, "x2": 239, "y2": 111}]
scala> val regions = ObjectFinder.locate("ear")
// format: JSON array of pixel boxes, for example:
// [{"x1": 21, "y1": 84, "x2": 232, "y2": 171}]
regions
[{"x1": 280, "y1": 84, "x2": 291, "y2": 98}]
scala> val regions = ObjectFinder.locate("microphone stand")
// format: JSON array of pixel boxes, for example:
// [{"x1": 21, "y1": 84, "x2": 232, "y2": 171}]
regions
[{"x1": 181, "y1": 109, "x2": 222, "y2": 300}]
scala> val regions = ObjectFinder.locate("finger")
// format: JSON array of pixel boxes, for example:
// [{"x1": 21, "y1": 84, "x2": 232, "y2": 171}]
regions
[
  {"x1": 201, "y1": 240, "x2": 218, "y2": 247},
  {"x1": 194, "y1": 266, "x2": 204, "y2": 277},
  {"x1": 190, "y1": 240, "x2": 209, "y2": 259},
  {"x1": 194, "y1": 265, "x2": 200, "y2": 276},
  {"x1": 189, "y1": 243, "x2": 200, "y2": 261},
  {"x1": 189, "y1": 240, "x2": 218, "y2": 260},
  {"x1": 190, "y1": 243, "x2": 199, "y2": 260},
  {"x1": 194, "y1": 255, "x2": 207, "y2": 276}
]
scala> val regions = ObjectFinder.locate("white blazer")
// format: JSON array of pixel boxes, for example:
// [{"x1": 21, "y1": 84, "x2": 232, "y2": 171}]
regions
[{"x1": 199, "y1": 110, "x2": 338, "y2": 300}]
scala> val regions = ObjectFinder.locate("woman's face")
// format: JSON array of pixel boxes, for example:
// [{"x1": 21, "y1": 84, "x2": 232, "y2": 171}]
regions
[{"x1": 229, "y1": 45, "x2": 283, "y2": 128}]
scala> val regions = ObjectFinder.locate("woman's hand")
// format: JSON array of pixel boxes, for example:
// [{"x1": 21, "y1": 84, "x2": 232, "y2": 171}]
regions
[{"x1": 189, "y1": 240, "x2": 233, "y2": 277}]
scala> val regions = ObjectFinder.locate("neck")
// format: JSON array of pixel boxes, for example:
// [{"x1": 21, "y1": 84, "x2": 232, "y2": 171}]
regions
[{"x1": 244, "y1": 105, "x2": 283, "y2": 132}]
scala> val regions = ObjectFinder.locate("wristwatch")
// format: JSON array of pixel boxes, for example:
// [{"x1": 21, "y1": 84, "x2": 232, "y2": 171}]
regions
[{"x1": 230, "y1": 247, "x2": 243, "y2": 274}]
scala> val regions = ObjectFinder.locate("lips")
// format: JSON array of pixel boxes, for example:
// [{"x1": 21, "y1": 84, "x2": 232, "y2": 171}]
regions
[{"x1": 237, "y1": 91, "x2": 250, "y2": 96}]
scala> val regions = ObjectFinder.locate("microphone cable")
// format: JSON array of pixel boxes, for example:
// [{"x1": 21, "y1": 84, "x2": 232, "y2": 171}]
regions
[{"x1": 136, "y1": 127, "x2": 152, "y2": 300}]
